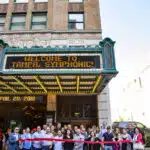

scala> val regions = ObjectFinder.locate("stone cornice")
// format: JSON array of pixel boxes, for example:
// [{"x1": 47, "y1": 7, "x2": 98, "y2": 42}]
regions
[
  {"x1": 0, "y1": 32, "x2": 102, "y2": 48},
  {"x1": 0, "y1": 29, "x2": 102, "y2": 35}
]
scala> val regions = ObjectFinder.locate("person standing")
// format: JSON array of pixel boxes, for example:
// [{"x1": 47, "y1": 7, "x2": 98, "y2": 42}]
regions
[
  {"x1": 133, "y1": 128, "x2": 144, "y2": 150},
  {"x1": 73, "y1": 129, "x2": 84, "y2": 150},
  {"x1": 8, "y1": 127, "x2": 20, "y2": 150},
  {"x1": 54, "y1": 130, "x2": 63, "y2": 150},
  {"x1": 56, "y1": 123, "x2": 62, "y2": 132},
  {"x1": 51, "y1": 125, "x2": 56, "y2": 137},
  {"x1": 120, "y1": 128, "x2": 132, "y2": 150},
  {"x1": 113, "y1": 128, "x2": 121, "y2": 150},
  {"x1": 102, "y1": 126, "x2": 114, "y2": 150},
  {"x1": 63, "y1": 129, "x2": 74, "y2": 150},
  {"x1": 32, "y1": 126, "x2": 42, "y2": 150},
  {"x1": 86, "y1": 131, "x2": 100, "y2": 150},
  {"x1": 4, "y1": 128, "x2": 11, "y2": 150},
  {"x1": 41, "y1": 125, "x2": 47, "y2": 136},
  {"x1": 99, "y1": 124, "x2": 107, "y2": 141},
  {"x1": 42, "y1": 127, "x2": 53, "y2": 150},
  {"x1": 21, "y1": 127, "x2": 32, "y2": 150},
  {"x1": 127, "y1": 125, "x2": 134, "y2": 150},
  {"x1": 0, "y1": 128, "x2": 4, "y2": 150}
]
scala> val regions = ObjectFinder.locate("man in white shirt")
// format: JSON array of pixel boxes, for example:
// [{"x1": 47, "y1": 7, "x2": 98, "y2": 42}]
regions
[
  {"x1": 41, "y1": 125, "x2": 47, "y2": 135},
  {"x1": 42, "y1": 127, "x2": 53, "y2": 150},
  {"x1": 54, "y1": 130, "x2": 63, "y2": 150},
  {"x1": 32, "y1": 126, "x2": 42, "y2": 150},
  {"x1": 73, "y1": 129, "x2": 84, "y2": 150}
]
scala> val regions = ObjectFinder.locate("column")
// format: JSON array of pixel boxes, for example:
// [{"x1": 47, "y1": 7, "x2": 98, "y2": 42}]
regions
[
  {"x1": 47, "y1": 0, "x2": 53, "y2": 29},
  {"x1": 46, "y1": 94, "x2": 56, "y2": 123},
  {"x1": 4, "y1": 0, "x2": 14, "y2": 31},
  {"x1": 25, "y1": 0, "x2": 33, "y2": 30},
  {"x1": 97, "y1": 85, "x2": 111, "y2": 126}
]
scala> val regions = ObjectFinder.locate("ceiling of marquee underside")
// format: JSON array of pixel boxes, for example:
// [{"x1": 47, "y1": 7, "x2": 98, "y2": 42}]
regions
[{"x1": 0, "y1": 75, "x2": 109, "y2": 95}]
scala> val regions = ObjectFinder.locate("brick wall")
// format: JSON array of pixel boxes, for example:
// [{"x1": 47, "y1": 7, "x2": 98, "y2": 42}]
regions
[
  {"x1": 84, "y1": 0, "x2": 101, "y2": 29},
  {"x1": 1, "y1": 0, "x2": 101, "y2": 31}
]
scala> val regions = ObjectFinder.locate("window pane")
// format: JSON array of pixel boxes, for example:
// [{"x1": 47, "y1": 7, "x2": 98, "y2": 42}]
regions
[
  {"x1": 0, "y1": 16, "x2": 6, "y2": 23},
  {"x1": 69, "y1": 14, "x2": 83, "y2": 22},
  {"x1": 11, "y1": 24, "x2": 25, "y2": 30},
  {"x1": 32, "y1": 13, "x2": 47, "y2": 30},
  {"x1": 34, "y1": 0, "x2": 48, "y2": 2},
  {"x1": 12, "y1": 15, "x2": 26, "y2": 22},
  {"x1": 69, "y1": 0, "x2": 83, "y2": 2},
  {"x1": 0, "y1": 25, "x2": 4, "y2": 31},
  {"x1": 0, "y1": 0, "x2": 9, "y2": 3},
  {"x1": 15, "y1": 0, "x2": 28, "y2": 3},
  {"x1": 32, "y1": 15, "x2": 47, "y2": 22},
  {"x1": 136, "y1": 123, "x2": 145, "y2": 128},
  {"x1": 32, "y1": 24, "x2": 46, "y2": 30},
  {"x1": 76, "y1": 23, "x2": 84, "y2": 29},
  {"x1": 11, "y1": 14, "x2": 26, "y2": 30},
  {"x1": 69, "y1": 23, "x2": 84, "y2": 29}
]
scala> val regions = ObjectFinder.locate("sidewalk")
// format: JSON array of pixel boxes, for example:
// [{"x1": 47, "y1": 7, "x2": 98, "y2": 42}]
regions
[{"x1": 145, "y1": 148, "x2": 150, "y2": 150}]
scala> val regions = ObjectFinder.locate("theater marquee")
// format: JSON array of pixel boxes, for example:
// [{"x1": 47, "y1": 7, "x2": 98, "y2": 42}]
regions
[
  {"x1": 0, "y1": 95, "x2": 44, "y2": 102},
  {"x1": 3, "y1": 53, "x2": 102, "y2": 71}
]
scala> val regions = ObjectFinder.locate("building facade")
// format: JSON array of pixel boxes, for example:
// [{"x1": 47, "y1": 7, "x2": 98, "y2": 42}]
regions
[{"x1": 0, "y1": 0, "x2": 117, "y2": 129}]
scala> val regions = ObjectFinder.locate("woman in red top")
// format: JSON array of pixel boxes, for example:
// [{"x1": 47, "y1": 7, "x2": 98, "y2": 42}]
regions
[{"x1": 133, "y1": 127, "x2": 144, "y2": 150}]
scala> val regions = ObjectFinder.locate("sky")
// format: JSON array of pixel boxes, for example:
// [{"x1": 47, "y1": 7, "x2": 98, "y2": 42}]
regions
[{"x1": 100, "y1": 0, "x2": 150, "y2": 121}]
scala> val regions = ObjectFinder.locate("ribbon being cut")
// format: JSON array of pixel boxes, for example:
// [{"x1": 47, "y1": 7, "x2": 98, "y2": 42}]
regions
[{"x1": 19, "y1": 138, "x2": 132, "y2": 145}]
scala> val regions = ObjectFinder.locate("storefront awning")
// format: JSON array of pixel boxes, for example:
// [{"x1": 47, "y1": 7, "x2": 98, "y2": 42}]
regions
[{"x1": 0, "y1": 37, "x2": 118, "y2": 95}]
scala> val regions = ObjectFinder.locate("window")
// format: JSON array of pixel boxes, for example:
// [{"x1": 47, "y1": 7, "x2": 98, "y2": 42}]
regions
[
  {"x1": 10, "y1": 14, "x2": 26, "y2": 30},
  {"x1": 0, "y1": 15, "x2": 6, "y2": 31},
  {"x1": 14, "y1": 0, "x2": 28, "y2": 3},
  {"x1": 34, "y1": 0, "x2": 48, "y2": 2},
  {"x1": 0, "y1": 0, "x2": 9, "y2": 4},
  {"x1": 136, "y1": 122, "x2": 145, "y2": 128},
  {"x1": 69, "y1": 0, "x2": 83, "y2": 2},
  {"x1": 31, "y1": 13, "x2": 47, "y2": 30},
  {"x1": 68, "y1": 13, "x2": 84, "y2": 29}
]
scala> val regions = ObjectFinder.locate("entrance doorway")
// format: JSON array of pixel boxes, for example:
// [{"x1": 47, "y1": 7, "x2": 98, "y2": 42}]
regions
[
  {"x1": 0, "y1": 102, "x2": 47, "y2": 131},
  {"x1": 57, "y1": 95, "x2": 97, "y2": 126}
]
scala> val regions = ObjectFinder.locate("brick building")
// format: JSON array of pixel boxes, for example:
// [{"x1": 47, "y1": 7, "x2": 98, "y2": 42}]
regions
[{"x1": 0, "y1": 0, "x2": 118, "y2": 129}]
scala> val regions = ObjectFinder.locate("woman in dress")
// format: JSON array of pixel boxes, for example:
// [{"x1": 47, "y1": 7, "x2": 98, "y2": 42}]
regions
[
  {"x1": 121, "y1": 128, "x2": 132, "y2": 150},
  {"x1": 113, "y1": 128, "x2": 121, "y2": 150},
  {"x1": 86, "y1": 131, "x2": 100, "y2": 150},
  {"x1": 63, "y1": 129, "x2": 74, "y2": 150}
]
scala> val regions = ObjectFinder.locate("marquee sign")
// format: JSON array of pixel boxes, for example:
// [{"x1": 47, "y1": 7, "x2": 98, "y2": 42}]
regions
[
  {"x1": 3, "y1": 54, "x2": 102, "y2": 71},
  {"x1": 0, "y1": 95, "x2": 44, "y2": 102}
]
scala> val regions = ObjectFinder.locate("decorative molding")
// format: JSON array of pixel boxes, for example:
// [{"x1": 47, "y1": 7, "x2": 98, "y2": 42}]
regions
[{"x1": 0, "y1": 33, "x2": 101, "y2": 48}]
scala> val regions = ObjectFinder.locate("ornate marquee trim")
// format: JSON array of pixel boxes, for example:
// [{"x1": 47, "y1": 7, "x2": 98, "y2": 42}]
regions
[{"x1": 0, "y1": 33, "x2": 102, "y2": 48}]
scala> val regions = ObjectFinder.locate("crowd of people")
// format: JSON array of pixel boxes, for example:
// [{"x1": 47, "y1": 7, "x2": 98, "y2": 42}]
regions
[{"x1": 0, "y1": 122, "x2": 145, "y2": 150}]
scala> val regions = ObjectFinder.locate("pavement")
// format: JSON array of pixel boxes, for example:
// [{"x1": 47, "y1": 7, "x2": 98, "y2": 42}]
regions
[{"x1": 145, "y1": 148, "x2": 150, "y2": 150}]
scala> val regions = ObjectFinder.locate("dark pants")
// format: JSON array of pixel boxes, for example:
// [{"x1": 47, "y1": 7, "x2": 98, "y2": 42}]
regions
[
  {"x1": 32, "y1": 147, "x2": 42, "y2": 150},
  {"x1": 0, "y1": 141, "x2": 2, "y2": 150},
  {"x1": 9, "y1": 144, "x2": 19, "y2": 150},
  {"x1": 42, "y1": 146, "x2": 50, "y2": 150},
  {"x1": 22, "y1": 149, "x2": 31, "y2": 150}
]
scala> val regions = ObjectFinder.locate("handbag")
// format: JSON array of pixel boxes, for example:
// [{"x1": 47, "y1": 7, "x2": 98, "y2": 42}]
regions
[{"x1": 133, "y1": 142, "x2": 144, "y2": 150}]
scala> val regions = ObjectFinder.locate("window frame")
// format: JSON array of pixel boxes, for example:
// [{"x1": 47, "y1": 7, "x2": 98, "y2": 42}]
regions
[
  {"x1": 10, "y1": 13, "x2": 26, "y2": 31},
  {"x1": 33, "y1": 0, "x2": 48, "y2": 3},
  {"x1": 68, "y1": 0, "x2": 84, "y2": 3},
  {"x1": 68, "y1": 12, "x2": 84, "y2": 30},
  {"x1": 0, "y1": 14, "x2": 6, "y2": 31},
  {"x1": 31, "y1": 12, "x2": 47, "y2": 30},
  {"x1": 14, "y1": 0, "x2": 28, "y2": 3}
]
